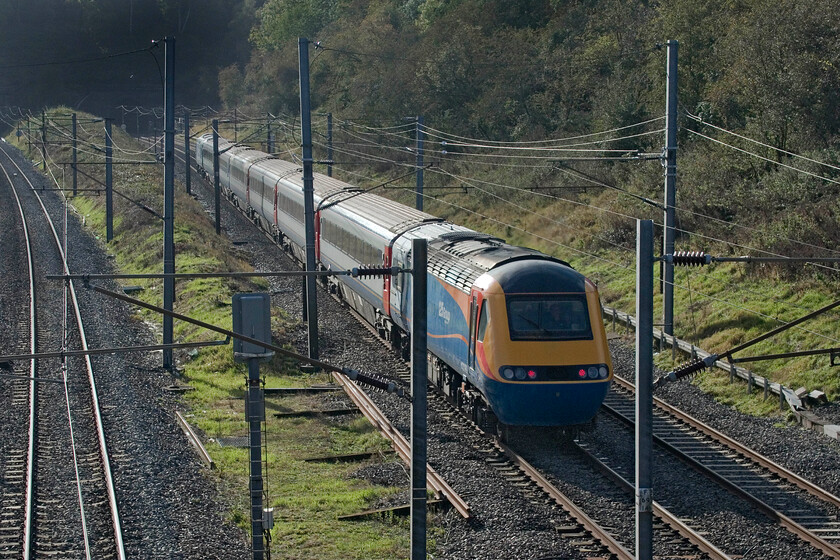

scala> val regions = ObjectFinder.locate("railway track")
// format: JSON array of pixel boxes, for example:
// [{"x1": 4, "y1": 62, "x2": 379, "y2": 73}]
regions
[
  {"x1": 0, "y1": 143, "x2": 126, "y2": 559},
  {"x1": 584, "y1": 374, "x2": 840, "y2": 557}
]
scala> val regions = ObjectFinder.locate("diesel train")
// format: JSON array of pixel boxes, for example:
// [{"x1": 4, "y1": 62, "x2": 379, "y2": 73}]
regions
[{"x1": 195, "y1": 134, "x2": 613, "y2": 432}]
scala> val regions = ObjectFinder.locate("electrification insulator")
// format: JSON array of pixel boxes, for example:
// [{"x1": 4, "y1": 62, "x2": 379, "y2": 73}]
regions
[
  {"x1": 351, "y1": 266, "x2": 400, "y2": 278},
  {"x1": 653, "y1": 354, "x2": 719, "y2": 389},
  {"x1": 341, "y1": 368, "x2": 405, "y2": 397},
  {"x1": 672, "y1": 251, "x2": 711, "y2": 266}
]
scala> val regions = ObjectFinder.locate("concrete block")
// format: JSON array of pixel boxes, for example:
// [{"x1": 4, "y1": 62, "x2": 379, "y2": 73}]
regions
[
  {"x1": 808, "y1": 390, "x2": 828, "y2": 404},
  {"x1": 823, "y1": 425, "x2": 840, "y2": 439}
]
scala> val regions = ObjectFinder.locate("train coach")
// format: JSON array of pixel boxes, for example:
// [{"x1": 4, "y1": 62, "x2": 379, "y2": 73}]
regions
[{"x1": 195, "y1": 134, "x2": 613, "y2": 433}]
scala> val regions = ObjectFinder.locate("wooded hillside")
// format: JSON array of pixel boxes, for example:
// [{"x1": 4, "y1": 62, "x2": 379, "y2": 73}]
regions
[{"x1": 223, "y1": 0, "x2": 840, "y2": 280}]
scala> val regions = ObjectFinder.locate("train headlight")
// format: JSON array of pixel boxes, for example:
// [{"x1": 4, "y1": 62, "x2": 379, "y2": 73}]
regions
[
  {"x1": 587, "y1": 366, "x2": 599, "y2": 379},
  {"x1": 578, "y1": 368, "x2": 586, "y2": 379},
  {"x1": 502, "y1": 367, "x2": 515, "y2": 380},
  {"x1": 599, "y1": 366, "x2": 609, "y2": 379},
  {"x1": 515, "y1": 367, "x2": 527, "y2": 380},
  {"x1": 527, "y1": 369, "x2": 537, "y2": 380}
]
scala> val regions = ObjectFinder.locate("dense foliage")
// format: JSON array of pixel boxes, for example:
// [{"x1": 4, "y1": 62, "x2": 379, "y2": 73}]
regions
[
  {"x1": 223, "y1": 0, "x2": 840, "y2": 281},
  {"x1": 0, "y1": 0, "x2": 256, "y2": 113}
]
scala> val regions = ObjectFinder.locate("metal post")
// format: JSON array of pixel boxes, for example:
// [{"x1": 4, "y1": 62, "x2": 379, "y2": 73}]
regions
[
  {"x1": 233, "y1": 293, "x2": 273, "y2": 560},
  {"x1": 662, "y1": 39, "x2": 679, "y2": 337},
  {"x1": 266, "y1": 114, "x2": 273, "y2": 154},
  {"x1": 162, "y1": 36, "x2": 176, "y2": 371},
  {"x1": 299, "y1": 37, "x2": 319, "y2": 361},
  {"x1": 105, "y1": 118, "x2": 113, "y2": 242},
  {"x1": 326, "y1": 112, "x2": 333, "y2": 178},
  {"x1": 301, "y1": 276, "x2": 307, "y2": 322},
  {"x1": 41, "y1": 111, "x2": 46, "y2": 170},
  {"x1": 72, "y1": 113, "x2": 77, "y2": 196},
  {"x1": 184, "y1": 111, "x2": 191, "y2": 195},
  {"x1": 26, "y1": 116, "x2": 31, "y2": 153},
  {"x1": 636, "y1": 219, "x2": 654, "y2": 560},
  {"x1": 410, "y1": 238, "x2": 428, "y2": 560},
  {"x1": 416, "y1": 116, "x2": 424, "y2": 211},
  {"x1": 247, "y1": 359, "x2": 265, "y2": 560},
  {"x1": 213, "y1": 119, "x2": 221, "y2": 235}
]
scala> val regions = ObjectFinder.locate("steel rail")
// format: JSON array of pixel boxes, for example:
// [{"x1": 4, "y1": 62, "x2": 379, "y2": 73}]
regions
[
  {"x1": 0, "y1": 149, "x2": 98, "y2": 557},
  {"x1": 0, "y1": 144, "x2": 127, "y2": 559},
  {"x1": 610, "y1": 374, "x2": 840, "y2": 558},
  {"x1": 1, "y1": 148, "x2": 38, "y2": 560},
  {"x1": 494, "y1": 439, "x2": 635, "y2": 560},
  {"x1": 331, "y1": 351, "x2": 472, "y2": 518},
  {"x1": 572, "y1": 439, "x2": 733, "y2": 559},
  {"x1": 613, "y1": 375, "x2": 840, "y2": 509}
]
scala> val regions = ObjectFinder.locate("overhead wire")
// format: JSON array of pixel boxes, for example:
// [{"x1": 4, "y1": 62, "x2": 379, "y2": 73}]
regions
[
  {"x1": 685, "y1": 111, "x2": 840, "y2": 174},
  {"x1": 434, "y1": 161, "x2": 840, "y2": 318},
  {"x1": 420, "y1": 116, "x2": 666, "y2": 146},
  {"x1": 686, "y1": 129, "x2": 840, "y2": 186},
  {"x1": 428, "y1": 132, "x2": 663, "y2": 153},
  {"x1": 183, "y1": 109, "x2": 840, "y2": 339},
  {"x1": 428, "y1": 164, "x2": 840, "y2": 333},
  {"x1": 235, "y1": 111, "x2": 840, "y2": 327},
  {"x1": 0, "y1": 44, "x2": 159, "y2": 70},
  {"x1": 46, "y1": 118, "x2": 159, "y2": 158},
  {"x1": 338, "y1": 116, "x2": 840, "y2": 268}
]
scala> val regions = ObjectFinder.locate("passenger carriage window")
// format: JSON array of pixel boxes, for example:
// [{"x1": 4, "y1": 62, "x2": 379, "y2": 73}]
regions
[{"x1": 506, "y1": 295, "x2": 592, "y2": 341}]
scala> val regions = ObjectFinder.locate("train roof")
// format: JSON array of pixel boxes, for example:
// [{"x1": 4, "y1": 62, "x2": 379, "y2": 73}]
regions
[
  {"x1": 214, "y1": 137, "x2": 442, "y2": 236},
  {"x1": 427, "y1": 233, "x2": 570, "y2": 292}
]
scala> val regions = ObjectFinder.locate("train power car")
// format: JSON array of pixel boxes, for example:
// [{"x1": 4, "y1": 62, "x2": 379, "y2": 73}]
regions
[{"x1": 195, "y1": 134, "x2": 613, "y2": 433}]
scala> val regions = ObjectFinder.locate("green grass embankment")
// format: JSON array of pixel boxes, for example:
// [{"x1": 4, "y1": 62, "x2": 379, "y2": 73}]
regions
[{"x1": 8, "y1": 108, "x2": 411, "y2": 559}]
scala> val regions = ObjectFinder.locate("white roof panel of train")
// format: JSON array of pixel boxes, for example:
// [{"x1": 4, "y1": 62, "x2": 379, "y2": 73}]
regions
[{"x1": 210, "y1": 137, "x2": 454, "y2": 236}]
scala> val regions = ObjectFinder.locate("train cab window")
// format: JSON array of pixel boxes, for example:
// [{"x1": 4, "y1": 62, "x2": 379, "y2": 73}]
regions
[
  {"x1": 477, "y1": 303, "x2": 488, "y2": 341},
  {"x1": 506, "y1": 295, "x2": 592, "y2": 341}
]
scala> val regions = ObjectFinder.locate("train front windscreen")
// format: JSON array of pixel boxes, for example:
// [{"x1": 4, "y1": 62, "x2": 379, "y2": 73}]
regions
[{"x1": 506, "y1": 295, "x2": 592, "y2": 341}]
